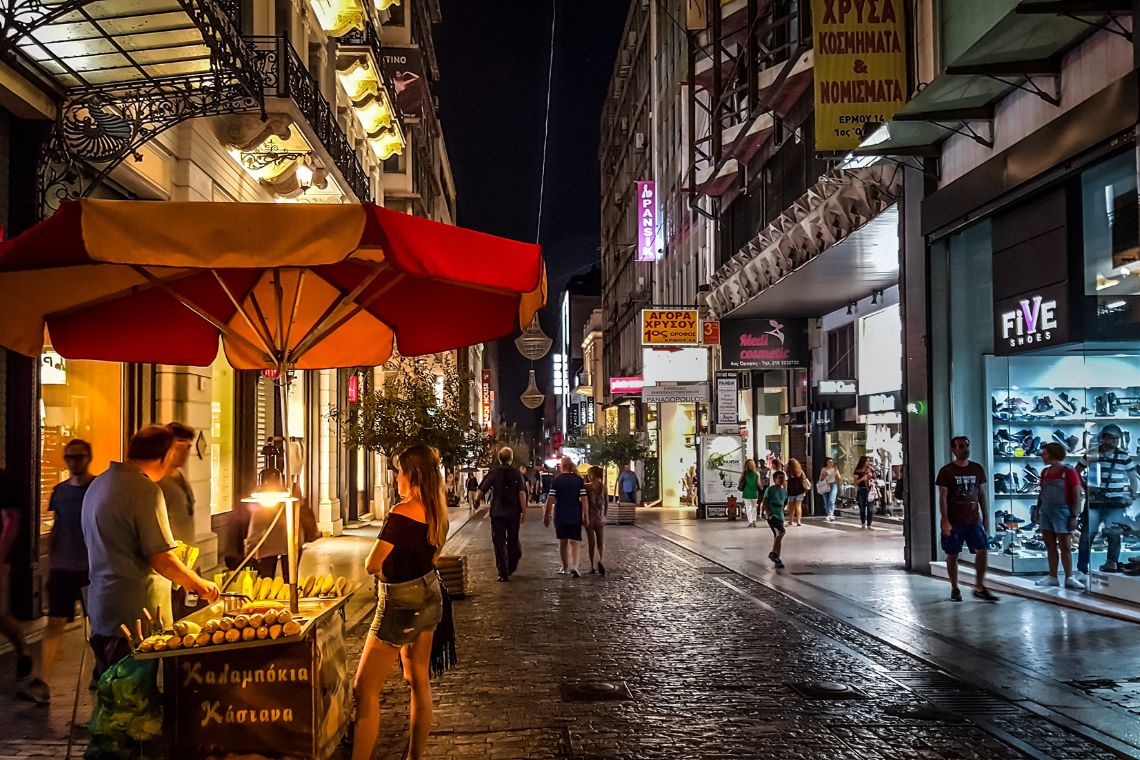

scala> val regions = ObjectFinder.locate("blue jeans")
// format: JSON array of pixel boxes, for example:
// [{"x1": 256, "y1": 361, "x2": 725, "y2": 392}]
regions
[
  {"x1": 821, "y1": 488, "x2": 837, "y2": 517},
  {"x1": 1077, "y1": 505, "x2": 1128, "y2": 573},
  {"x1": 622, "y1": 490, "x2": 636, "y2": 503},
  {"x1": 857, "y1": 487, "x2": 872, "y2": 526}
]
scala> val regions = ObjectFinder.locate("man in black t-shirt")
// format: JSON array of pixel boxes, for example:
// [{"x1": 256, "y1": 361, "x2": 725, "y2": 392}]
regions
[
  {"x1": 479, "y1": 447, "x2": 527, "y2": 581},
  {"x1": 935, "y1": 436, "x2": 997, "y2": 603}
]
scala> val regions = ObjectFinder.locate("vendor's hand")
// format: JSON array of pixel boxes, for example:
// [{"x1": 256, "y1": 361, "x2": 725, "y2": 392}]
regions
[
  {"x1": 196, "y1": 579, "x2": 220, "y2": 603},
  {"x1": 941, "y1": 519, "x2": 952, "y2": 537}
]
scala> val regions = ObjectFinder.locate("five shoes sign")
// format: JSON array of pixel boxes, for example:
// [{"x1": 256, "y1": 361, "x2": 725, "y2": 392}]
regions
[{"x1": 993, "y1": 283, "x2": 1069, "y2": 355}]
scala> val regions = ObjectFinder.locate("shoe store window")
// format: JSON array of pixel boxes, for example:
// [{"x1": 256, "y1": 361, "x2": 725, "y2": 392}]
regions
[{"x1": 935, "y1": 152, "x2": 1140, "y2": 591}]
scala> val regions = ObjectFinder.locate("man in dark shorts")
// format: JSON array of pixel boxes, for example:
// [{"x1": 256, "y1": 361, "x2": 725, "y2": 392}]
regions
[
  {"x1": 936, "y1": 436, "x2": 998, "y2": 602},
  {"x1": 479, "y1": 447, "x2": 527, "y2": 582},
  {"x1": 544, "y1": 457, "x2": 588, "y2": 577},
  {"x1": 42, "y1": 439, "x2": 96, "y2": 697}
]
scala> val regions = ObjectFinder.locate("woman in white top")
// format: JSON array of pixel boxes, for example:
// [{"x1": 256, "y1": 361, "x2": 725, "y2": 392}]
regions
[{"x1": 817, "y1": 458, "x2": 842, "y2": 522}]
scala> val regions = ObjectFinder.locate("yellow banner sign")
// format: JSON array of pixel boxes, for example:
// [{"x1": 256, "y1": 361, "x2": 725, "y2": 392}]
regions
[
  {"x1": 642, "y1": 309, "x2": 700, "y2": 345},
  {"x1": 812, "y1": 0, "x2": 907, "y2": 152}
]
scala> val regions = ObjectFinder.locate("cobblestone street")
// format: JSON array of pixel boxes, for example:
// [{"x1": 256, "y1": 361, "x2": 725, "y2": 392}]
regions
[{"x1": 345, "y1": 509, "x2": 1126, "y2": 760}]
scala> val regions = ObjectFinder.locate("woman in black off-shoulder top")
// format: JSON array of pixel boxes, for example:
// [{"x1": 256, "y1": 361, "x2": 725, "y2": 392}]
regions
[{"x1": 351, "y1": 444, "x2": 450, "y2": 760}]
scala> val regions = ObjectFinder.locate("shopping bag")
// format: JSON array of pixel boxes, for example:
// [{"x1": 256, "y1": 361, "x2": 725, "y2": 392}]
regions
[{"x1": 85, "y1": 655, "x2": 164, "y2": 759}]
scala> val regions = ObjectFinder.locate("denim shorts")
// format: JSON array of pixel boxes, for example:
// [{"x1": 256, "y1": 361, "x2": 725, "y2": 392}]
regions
[
  {"x1": 369, "y1": 571, "x2": 443, "y2": 646},
  {"x1": 1040, "y1": 502, "x2": 1074, "y2": 534},
  {"x1": 941, "y1": 523, "x2": 987, "y2": 556}
]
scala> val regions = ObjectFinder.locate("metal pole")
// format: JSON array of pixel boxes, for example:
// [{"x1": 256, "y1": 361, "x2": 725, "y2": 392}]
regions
[{"x1": 278, "y1": 363, "x2": 300, "y2": 614}]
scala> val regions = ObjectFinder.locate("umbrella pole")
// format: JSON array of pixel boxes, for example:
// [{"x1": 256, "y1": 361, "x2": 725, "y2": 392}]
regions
[{"x1": 278, "y1": 363, "x2": 300, "y2": 614}]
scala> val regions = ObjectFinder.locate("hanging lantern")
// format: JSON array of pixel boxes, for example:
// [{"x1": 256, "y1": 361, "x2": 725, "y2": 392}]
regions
[
  {"x1": 515, "y1": 316, "x2": 552, "y2": 360},
  {"x1": 520, "y1": 368, "x2": 545, "y2": 409}
]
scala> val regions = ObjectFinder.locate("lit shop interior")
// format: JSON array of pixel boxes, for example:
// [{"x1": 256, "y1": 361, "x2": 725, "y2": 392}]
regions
[{"x1": 932, "y1": 150, "x2": 1140, "y2": 600}]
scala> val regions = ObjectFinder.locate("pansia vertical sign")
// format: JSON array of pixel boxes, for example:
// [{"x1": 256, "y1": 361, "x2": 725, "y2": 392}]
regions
[
  {"x1": 812, "y1": 0, "x2": 907, "y2": 151},
  {"x1": 636, "y1": 180, "x2": 657, "y2": 262}
]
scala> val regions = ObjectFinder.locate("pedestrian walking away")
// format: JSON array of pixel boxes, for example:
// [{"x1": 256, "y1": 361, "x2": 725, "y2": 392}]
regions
[
  {"x1": 738, "y1": 459, "x2": 761, "y2": 527},
  {"x1": 40, "y1": 439, "x2": 96, "y2": 701},
  {"x1": 353, "y1": 443, "x2": 452, "y2": 760},
  {"x1": 785, "y1": 458, "x2": 808, "y2": 526},
  {"x1": 817, "y1": 457, "x2": 841, "y2": 521},
  {"x1": 761, "y1": 471, "x2": 788, "y2": 569},
  {"x1": 853, "y1": 455, "x2": 876, "y2": 529},
  {"x1": 1075, "y1": 423, "x2": 1138, "y2": 574},
  {"x1": 544, "y1": 456, "x2": 589, "y2": 577},
  {"x1": 465, "y1": 472, "x2": 479, "y2": 509},
  {"x1": 585, "y1": 466, "x2": 608, "y2": 575},
  {"x1": 1034, "y1": 443, "x2": 1084, "y2": 590},
  {"x1": 0, "y1": 467, "x2": 49, "y2": 703},
  {"x1": 936, "y1": 436, "x2": 998, "y2": 602},
  {"x1": 539, "y1": 468, "x2": 555, "y2": 503},
  {"x1": 82, "y1": 425, "x2": 220, "y2": 679},
  {"x1": 479, "y1": 447, "x2": 527, "y2": 581},
  {"x1": 618, "y1": 464, "x2": 639, "y2": 505}
]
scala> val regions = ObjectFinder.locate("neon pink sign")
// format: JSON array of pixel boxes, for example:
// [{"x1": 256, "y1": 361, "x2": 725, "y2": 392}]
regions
[{"x1": 637, "y1": 180, "x2": 657, "y2": 262}]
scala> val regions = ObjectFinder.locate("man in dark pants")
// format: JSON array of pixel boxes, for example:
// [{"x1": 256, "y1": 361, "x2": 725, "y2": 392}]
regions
[{"x1": 479, "y1": 447, "x2": 527, "y2": 582}]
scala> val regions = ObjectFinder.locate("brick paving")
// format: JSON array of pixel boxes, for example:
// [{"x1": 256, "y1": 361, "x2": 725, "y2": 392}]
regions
[{"x1": 342, "y1": 510, "x2": 1120, "y2": 760}]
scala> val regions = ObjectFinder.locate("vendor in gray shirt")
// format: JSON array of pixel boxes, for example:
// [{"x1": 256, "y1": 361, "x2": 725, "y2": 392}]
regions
[{"x1": 82, "y1": 425, "x2": 219, "y2": 676}]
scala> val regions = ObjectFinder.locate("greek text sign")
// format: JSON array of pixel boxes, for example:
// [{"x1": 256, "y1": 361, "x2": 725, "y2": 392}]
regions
[
  {"x1": 812, "y1": 0, "x2": 907, "y2": 151},
  {"x1": 715, "y1": 371, "x2": 738, "y2": 428},
  {"x1": 642, "y1": 383, "x2": 708, "y2": 403},
  {"x1": 642, "y1": 309, "x2": 700, "y2": 345},
  {"x1": 637, "y1": 180, "x2": 658, "y2": 262},
  {"x1": 721, "y1": 318, "x2": 809, "y2": 369}
]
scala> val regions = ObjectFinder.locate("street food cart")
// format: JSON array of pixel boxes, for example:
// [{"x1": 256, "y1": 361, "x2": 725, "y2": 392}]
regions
[{"x1": 133, "y1": 595, "x2": 352, "y2": 759}]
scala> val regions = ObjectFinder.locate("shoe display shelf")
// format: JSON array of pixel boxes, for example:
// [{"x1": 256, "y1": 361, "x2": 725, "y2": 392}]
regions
[
  {"x1": 1090, "y1": 570, "x2": 1140, "y2": 605},
  {"x1": 968, "y1": 548, "x2": 1138, "y2": 574}
]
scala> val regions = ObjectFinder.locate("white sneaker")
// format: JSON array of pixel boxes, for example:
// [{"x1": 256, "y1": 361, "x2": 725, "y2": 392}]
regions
[
  {"x1": 1035, "y1": 576, "x2": 1060, "y2": 587},
  {"x1": 1064, "y1": 576, "x2": 1086, "y2": 591},
  {"x1": 557, "y1": 567, "x2": 568, "y2": 575}
]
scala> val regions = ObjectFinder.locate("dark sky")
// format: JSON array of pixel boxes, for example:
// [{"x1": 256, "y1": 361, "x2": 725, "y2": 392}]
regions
[{"x1": 435, "y1": 1, "x2": 629, "y2": 435}]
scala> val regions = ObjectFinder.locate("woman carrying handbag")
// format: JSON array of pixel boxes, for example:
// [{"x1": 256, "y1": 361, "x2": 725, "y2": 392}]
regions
[{"x1": 816, "y1": 458, "x2": 841, "y2": 522}]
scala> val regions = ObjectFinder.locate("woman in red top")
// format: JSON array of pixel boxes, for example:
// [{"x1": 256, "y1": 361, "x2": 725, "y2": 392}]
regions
[{"x1": 1035, "y1": 442, "x2": 1084, "y2": 590}]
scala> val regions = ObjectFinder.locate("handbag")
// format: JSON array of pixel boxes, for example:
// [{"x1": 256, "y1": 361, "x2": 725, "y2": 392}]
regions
[
  {"x1": 801, "y1": 477, "x2": 811, "y2": 493},
  {"x1": 815, "y1": 480, "x2": 831, "y2": 495}
]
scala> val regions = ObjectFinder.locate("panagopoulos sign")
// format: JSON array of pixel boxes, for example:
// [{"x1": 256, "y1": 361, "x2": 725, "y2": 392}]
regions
[
  {"x1": 721, "y1": 318, "x2": 809, "y2": 369},
  {"x1": 642, "y1": 309, "x2": 700, "y2": 345},
  {"x1": 812, "y1": 0, "x2": 907, "y2": 152},
  {"x1": 993, "y1": 283, "x2": 1069, "y2": 355},
  {"x1": 637, "y1": 180, "x2": 658, "y2": 262}
]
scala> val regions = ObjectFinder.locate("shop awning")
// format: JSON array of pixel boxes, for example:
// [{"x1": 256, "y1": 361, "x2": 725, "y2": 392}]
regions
[
  {"x1": 0, "y1": 200, "x2": 546, "y2": 369},
  {"x1": 854, "y1": 1, "x2": 1114, "y2": 158},
  {"x1": 706, "y1": 163, "x2": 901, "y2": 319}
]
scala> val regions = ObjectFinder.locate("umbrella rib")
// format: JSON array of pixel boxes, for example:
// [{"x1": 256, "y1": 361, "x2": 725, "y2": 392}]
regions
[
  {"x1": 247, "y1": 291, "x2": 279, "y2": 360},
  {"x1": 273, "y1": 269, "x2": 286, "y2": 356},
  {"x1": 291, "y1": 273, "x2": 403, "y2": 365},
  {"x1": 209, "y1": 270, "x2": 279, "y2": 361},
  {"x1": 281, "y1": 269, "x2": 305, "y2": 359},
  {"x1": 287, "y1": 262, "x2": 388, "y2": 364},
  {"x1": 130, "y1": 265, "x2": 273, "y2": 364}
]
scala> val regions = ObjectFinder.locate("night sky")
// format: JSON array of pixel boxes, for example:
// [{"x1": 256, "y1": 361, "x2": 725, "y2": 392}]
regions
[{"x1": 435, "y1": 1, "x2": 629, "y2": 434}]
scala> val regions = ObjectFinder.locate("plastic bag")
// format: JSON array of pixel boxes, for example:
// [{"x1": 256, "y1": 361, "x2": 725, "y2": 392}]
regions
[{"x1": 85, "y1": 655, "x2": 164, "y2": 760}]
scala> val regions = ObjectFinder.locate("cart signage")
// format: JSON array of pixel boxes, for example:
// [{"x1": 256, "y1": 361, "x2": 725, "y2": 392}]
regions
[{"x1": 166, "y1": 640, "x2": 315, "y2": 756}]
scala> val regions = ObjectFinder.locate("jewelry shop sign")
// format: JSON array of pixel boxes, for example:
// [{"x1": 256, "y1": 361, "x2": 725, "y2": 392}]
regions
[
  {"x1": 812, "y1": 0, "x2": 907, "y2": 152},
  {"x1": 642, "y1": 309, "x2": 700, "y2": 345}
]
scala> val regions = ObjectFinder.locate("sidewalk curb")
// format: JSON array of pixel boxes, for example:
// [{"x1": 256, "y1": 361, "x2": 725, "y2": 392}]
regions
[
  {"x1": 344, "y1": 507, "x2": 485, "y2": 633},
  {"x1": 636, "y1": 521, "x2": 1140, "y2": 759}
]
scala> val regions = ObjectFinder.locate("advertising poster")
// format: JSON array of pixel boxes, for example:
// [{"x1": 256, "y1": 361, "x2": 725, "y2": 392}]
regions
[
  {"x1": 715, "y1": 371, "x2": 738, "y2": 430},
  {"x1": 382, "y1": 48, "x2": 427, "y2": 116},
  {"x1": 700, "y1": 434, "x2": 744, "y2": 514},
  {"x1": 811, "y1": 0, "x2": 907, "y2": 151},
  {"x1": 721, "y1": 318, "x2": 809, "y2": 369},
  {"x1": 642, "y1": 309, "x2": 700, "y2": 345}
]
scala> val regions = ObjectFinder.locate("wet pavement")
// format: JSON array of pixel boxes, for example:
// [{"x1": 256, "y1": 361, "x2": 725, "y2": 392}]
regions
[
  {"x1": 344, "y1": 508, "x2": 1129, "y2": 759},
  {"x1": 1, "y1": 504, "x2": 1135, "y2": 758}
]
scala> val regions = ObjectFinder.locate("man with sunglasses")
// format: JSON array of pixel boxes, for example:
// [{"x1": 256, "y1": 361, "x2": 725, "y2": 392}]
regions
[{"x1": 40, "y1": 439, "x2": 96, "y2": 699}]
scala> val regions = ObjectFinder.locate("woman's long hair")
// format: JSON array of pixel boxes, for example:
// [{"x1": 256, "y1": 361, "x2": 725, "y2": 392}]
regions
[
  {"x1": 744, "y1": 459, "x2": 757, "y2": 472},
  {"x1": 786, "y1": 458, "x2": 804, "y2": 478},
  {"x1": 587, "y1": 465, "x2": 605, "y2": 502},
  {"x1": 397, "y1": 444, "x2": 449, "y2": 558},
  {"x1": 854, "y1": 455, "x2": 870, "y2": 472}
]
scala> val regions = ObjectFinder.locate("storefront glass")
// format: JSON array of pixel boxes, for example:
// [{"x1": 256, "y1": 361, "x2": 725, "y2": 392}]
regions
[{"x1": 39, "y1": 347, "x2": 123, "y2": 528}]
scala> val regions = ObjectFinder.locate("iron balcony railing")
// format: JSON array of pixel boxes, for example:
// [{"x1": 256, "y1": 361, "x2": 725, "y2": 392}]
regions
[{"x1": 247, "y1": 35, "x2": 371, "y2": 201}]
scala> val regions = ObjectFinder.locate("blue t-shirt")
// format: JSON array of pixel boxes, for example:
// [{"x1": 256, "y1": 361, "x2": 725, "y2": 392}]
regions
[
  {"x1": 618, "y1": 470, "x2": 639, "y2": 494},
  {"x1": 550, "y1": 473, "x2": 586, "y2": 525}
]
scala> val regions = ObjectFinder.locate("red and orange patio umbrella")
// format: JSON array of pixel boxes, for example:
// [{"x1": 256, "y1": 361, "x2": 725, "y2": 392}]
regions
[
  {"x1": 0, "y1": 199, "x2": 545, "y2": 609},
  {"x1": 0, "y1": 199, "x2": 546, "y2": 370}
]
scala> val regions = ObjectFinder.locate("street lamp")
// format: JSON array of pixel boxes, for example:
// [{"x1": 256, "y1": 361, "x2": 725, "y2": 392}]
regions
[{"x1": 296, "y1": 160, "x2": 315, "y2": 192}]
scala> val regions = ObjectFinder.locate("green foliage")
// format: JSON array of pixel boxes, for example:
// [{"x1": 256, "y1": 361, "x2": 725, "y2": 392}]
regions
[
  {"x1": 333, "y1": 359, "x2": 491, "y2": 470},
  {"x1": 572, "y1": 426, "x2": 649, "y2": 468}
]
